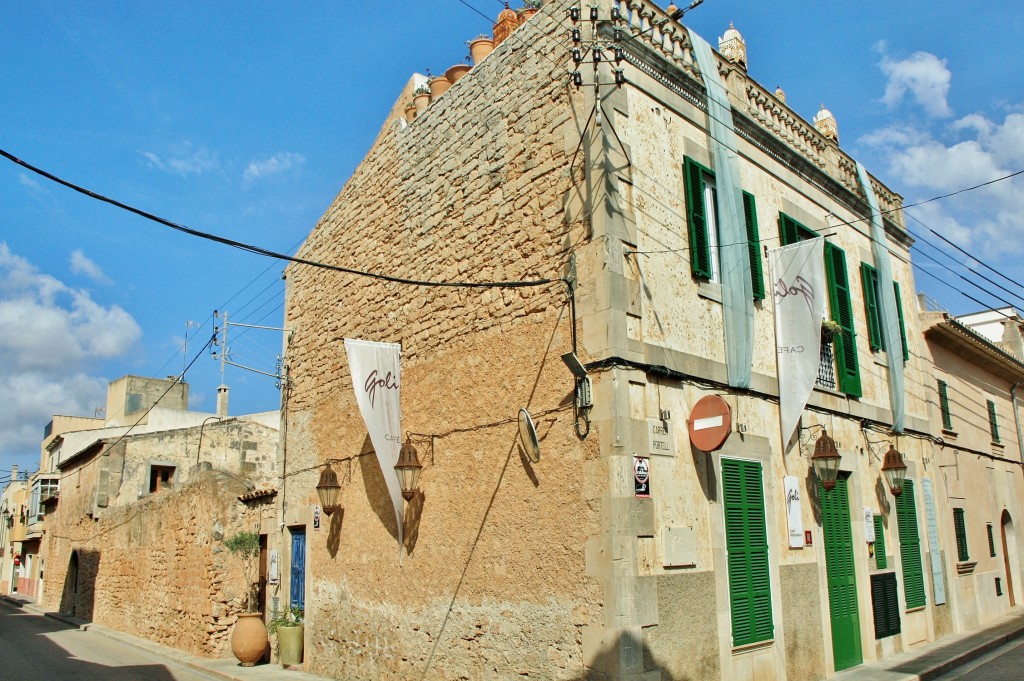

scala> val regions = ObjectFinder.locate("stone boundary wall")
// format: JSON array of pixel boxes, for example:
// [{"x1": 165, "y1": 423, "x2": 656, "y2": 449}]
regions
[{"x1": 42, "y1": 471, "x2": 266, "y2": 658}]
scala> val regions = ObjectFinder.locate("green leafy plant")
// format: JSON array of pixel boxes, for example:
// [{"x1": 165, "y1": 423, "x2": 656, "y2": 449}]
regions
[
  {"x1": 224, "y1": 530, "x2": 261, "y2": 613},
  {"x1": 268, "y1": 605, "x2": 304, "y2": 634},
  {"x1": 413, "y1": 84, "x2": 430, "y2": 97},
  {"x1": 523, "y1": 0, "x2": 542, "y2": 8},
  {"x1": 821, "y1": 319, "x2": 843, "y2": 341}
]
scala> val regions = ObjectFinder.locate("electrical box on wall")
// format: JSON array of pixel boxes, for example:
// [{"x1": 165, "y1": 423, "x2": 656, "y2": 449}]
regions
[{"x1": 663, "y1": 526, "x2": 697, "y2": 567}]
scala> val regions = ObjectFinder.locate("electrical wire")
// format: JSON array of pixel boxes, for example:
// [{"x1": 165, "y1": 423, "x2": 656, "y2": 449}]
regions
[{"x1": 0, "y1": 148, "x2": 564, "y2": 293}]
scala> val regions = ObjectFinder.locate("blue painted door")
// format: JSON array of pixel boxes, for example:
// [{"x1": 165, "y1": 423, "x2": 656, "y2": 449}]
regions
[{"x1": 290, "y1": 528, "x2": 305, "y2": 610}]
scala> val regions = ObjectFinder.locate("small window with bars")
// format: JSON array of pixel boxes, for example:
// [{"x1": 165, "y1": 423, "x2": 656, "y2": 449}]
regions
[{"x1": 988, "y1": 523, "x2": 996, "y2": 557}]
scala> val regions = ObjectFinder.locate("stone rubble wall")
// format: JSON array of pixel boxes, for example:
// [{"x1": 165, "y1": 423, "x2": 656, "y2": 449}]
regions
[
  {"x1": 283, "y1": 5, "x2": 603, "y2": 679},
  {"x1": 42, "y1": 471, "x2": 269, "y2": 658}
]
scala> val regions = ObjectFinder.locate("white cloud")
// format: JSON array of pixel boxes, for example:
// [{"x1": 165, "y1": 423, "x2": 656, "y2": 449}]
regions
[
  {"x1": 0, "y1": 244, "x2": 142, "y2": 461},
  {"x1": 70, "y1": 249, "x2": 111, "y2": 284},
  {"x1": 243, "y1": 152, "x2": 305, "y2": 182},
  {"x1": 18, "y1": 174, "x2": 42, "y2": 193},
  {"x1": 879, "y1": 50, "x2": 953, "y2": 118},
  {"x1": 141, "y1": 141, "x2": 220, "y2": 176}
]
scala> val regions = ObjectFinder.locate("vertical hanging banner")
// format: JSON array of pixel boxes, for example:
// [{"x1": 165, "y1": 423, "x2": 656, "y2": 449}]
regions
[
  {"x1": 344, "y1": 339, "x2": 404, "y2": 549},
  {"x1": 784, "y1": 476, "x2": 804, "y2": 548},
  {"x1": 770, "y1": 238, "x2": 827, "y2": 447}
]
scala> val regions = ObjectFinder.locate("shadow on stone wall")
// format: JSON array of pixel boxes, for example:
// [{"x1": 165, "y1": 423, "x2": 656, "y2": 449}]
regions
[
  {"x1": 58, "y1": 548, "x2": 100, "y2": 622},
  {"x1": 325, "y1": 508, "x2": 346, "y2": 559},
  {"x1": 358, "y1": 434, "x2": 401, "y2": 543},
  {"x1": 566, "y1": 630, "x2": 687, "y2": 681}
]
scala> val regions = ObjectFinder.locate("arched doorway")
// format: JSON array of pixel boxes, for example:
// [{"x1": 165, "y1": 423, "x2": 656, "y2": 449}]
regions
[{"x1": 1001, "y1": 510, "x2": 1017, "y2": 607}]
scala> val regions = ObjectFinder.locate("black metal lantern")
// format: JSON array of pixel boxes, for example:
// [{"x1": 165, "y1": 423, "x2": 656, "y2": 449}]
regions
[
  {"x1": 881, "y1": 445, "x2": 908, "y2": 497},
  {"x1": 395, "y1": 437, "x2": 423, "y2": 502},
  {"x1": 811, "y1": 429, "x2": 841, "y2": 491},
  {"x1": 315, "y1": 462, "x2": 341, "y2": 515}
]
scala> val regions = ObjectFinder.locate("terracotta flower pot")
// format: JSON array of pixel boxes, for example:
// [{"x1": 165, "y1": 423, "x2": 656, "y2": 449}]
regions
[
  {"x1": 231, "y1": 613, "x2": 268, "y2": 667},
  {"x1": 277, "y1": 624, "x2": 304, "y2": 666},
  {"x1": 429, "y1": 76, "x2": 451, "y2": 99},
  {"x1": 404, "y1": 104, "x2": 417, "y2": 123},
  {"x1": 519, "y1": 8, "x2": 539, "y2": 24},
  {"x1": 445, "y1": 64, "x2": 471, "y2": 84},
  {"x1": 469, "y1": 37, "x2": 494, "y2": 65},
  {"x1": 413, "y1": 92, "x2": 430, "y2": 114}
]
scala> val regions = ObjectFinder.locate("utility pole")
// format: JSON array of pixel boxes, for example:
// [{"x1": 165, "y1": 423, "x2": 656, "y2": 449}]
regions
[{"x1": 211, "y1": 310, "x2": 290, "y2": 417}]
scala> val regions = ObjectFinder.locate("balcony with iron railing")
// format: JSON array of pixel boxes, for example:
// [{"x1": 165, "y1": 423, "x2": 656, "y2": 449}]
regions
[{"x1": 816, "y1": 340, "x2": 837, "y2": 390}]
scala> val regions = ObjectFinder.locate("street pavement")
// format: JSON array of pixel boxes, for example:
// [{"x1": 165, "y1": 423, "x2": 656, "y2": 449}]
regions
[{"x1": 0, "y1": 597, "x2": 217, "y2": 680}]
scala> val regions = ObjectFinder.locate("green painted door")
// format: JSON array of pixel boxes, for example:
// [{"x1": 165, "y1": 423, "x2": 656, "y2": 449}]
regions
[{"x1": 821, "y1": 476, "x2": 862, "y2": 671}]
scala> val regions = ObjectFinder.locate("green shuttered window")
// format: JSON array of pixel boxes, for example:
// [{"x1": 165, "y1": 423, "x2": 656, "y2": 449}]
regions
[
  {"x1": 988, "y1": 523, "x2": 996, "y2": 557},
  {"x1": 780, "y1": 213, "x2": 861, "y2": 396},
  {"x1": 870, "y1": 572, "x2": 902, "y2": 639},
  {"x1": 953, "y1": 508, "x2": 969, "y2": 562},
  {"x1": 938, "y1": 380, "x2": 953, "y2": 431},
  {"x1": 683, "y1": 156, "x2": 764, "y2": 298},
  {"x1": 722, "y1": 458, "x2": 774, "y2": 647},
  {"x1": 896, "y1": 480, "x2": 927, "y2": 609},
  {"x1": 874, "y1": 515, "x2": 887, "y2": 569},
  {"x1": 988, "y1": 400, "x2": 1000, "y2": 443},
  {"x1": 860, "y1": 263, "x2": 910, "y2": 362}
]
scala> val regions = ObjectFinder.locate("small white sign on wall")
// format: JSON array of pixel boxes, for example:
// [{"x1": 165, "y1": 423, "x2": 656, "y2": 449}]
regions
[
  {"x1": 268, "y1": 550, "x2": 280, "y2": 584},
  {"x1": 784, "y1": 476, "x2": 804, "y2": 548},
  {"x1": 864, "y1": 508, "x2": 875, "y2": 543},
  {"x1": 647, "y1": 419, "x2": 676, "y2": 457}
]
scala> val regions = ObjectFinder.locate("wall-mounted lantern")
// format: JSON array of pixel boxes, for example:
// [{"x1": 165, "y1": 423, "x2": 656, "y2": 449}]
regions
[
  {"x1": 315, "y1": 462, "x2": 341, "y2": 516},
  {"x1": 881, "y1": 445, "x2": 908, "y2": 497},
  {"x1": 395, "y1": 437, "x2": 423, "y2": 501},
  {"x1": 811, "y1": 429, "x2": 841, "y2": 491}
]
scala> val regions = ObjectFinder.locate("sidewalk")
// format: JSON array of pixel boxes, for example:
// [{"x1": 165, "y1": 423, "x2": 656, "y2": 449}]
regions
[
  {"x1": 833, "y1": 606, "x2": 1024, "y2": 681},
  {"x1": 1, "y1": 593, "x2": 333, "y2": 681}
]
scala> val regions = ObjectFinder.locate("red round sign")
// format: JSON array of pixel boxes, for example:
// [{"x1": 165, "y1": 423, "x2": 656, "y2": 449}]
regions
[{"x1": 687, "y1": 395, "x2": 732, "y2": 452}]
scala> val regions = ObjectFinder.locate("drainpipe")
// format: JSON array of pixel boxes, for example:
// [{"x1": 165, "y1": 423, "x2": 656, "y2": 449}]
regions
[{"x1": 1012, "y1": 381, "x2": 1024, "y2": 467}]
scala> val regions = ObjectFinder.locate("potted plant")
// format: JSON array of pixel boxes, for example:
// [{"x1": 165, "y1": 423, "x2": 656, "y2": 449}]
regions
[
  {"x1": 821, "y1": 319, "x2": 843, "y2": 344},
  {"x1": 428, "y1": 74, "x2": 452, "y2": 99},
  {"x1": 269, "y1": 605, "x2": 304, "y2": 667},
  {"x1": 413, "y1": 84, "x2": 431, "y2": 114},
  {"x1": 468, "y1": 34, "x2": 494, "y2": 65},
  {"x1": 224, "y1": 530, "x2": 267, "y2": 666},
  {"x1": 445, "y1": 63, "x2": 471, "y2": 84},
  {"x1": 404, "y1": 101, "x2": 417, "y2": 123},
  {"x1": 519, "y1": 0, "x2": 541, "y2": 23}
]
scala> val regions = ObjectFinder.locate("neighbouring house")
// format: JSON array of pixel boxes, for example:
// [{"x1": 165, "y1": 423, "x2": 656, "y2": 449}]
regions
[
  {"x1": 31, "y1": 374, "x2": 281, "y2": 660},
  {"x1": 921, "y1": 309, "x2": 1024, "y2": 630},
  {"x1": 0, "y1": 466, "x2": 30, "y2": 596},
  {"x1": 272, "y1": 2, "x2": 1017, "y2": 680}
]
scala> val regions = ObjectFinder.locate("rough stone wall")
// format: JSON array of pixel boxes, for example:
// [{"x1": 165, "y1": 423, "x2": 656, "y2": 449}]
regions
[
  {"x1": 42, "y1": 470, "x2": 268, "y2": 658},
  {"x1": 283, "y1": 5, "x2": 602, "y2": 680}
]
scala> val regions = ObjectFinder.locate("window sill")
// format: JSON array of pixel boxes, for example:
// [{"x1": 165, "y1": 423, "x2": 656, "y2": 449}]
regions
[
  {"x1": 992, "y1": 442, "x2": 1004, "y2": 451},
  {"x1": 731, "y1": 639, "x2": 774, "y2": 655},
  {"x1": 941, "y1": 429, "x2": 958, "y2": 441},
  {"x1": 956, "y1": 561, "x2": 978, "y2": 575},
  {"x1": 698, "y1": 280, "x2": 722, "y2": 303}
]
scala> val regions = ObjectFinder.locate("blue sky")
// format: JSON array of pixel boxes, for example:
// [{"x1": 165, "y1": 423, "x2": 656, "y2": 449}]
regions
[{"x1": 2, "y1": 0, "x2": 1022, "y2": 476}]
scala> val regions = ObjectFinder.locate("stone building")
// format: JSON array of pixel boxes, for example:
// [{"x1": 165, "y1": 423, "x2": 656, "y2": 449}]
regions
[
  {"x1": 0, "y1": 467, "x2": 29, "y2": 596},
  {"x1": 31, "y1": 375, "x2": 281, "y2": 659},
  {"x1": 278, "y1": 1, "x2": 1019, "y2": 680}
]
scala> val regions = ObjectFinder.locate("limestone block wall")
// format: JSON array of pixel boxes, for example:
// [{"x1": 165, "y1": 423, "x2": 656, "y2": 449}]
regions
[
  {"x1": 42, "y1": 471, "x2": 269, "y2": 658},
  {"x1": 282, "y1": 6, "x2": 603, "y2": 679}
]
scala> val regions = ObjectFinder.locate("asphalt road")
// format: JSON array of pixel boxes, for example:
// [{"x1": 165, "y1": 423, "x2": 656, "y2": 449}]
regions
[
  {"x1": 0, "y1": 599, "x2": 217, "y2": 681},
  {"x1": 933, "y1": 637, "x2": 1024, "y2": 681}
]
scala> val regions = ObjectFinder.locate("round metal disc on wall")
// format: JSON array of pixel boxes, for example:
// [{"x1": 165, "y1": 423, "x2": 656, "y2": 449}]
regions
[{"x1": 518, "y1": 408, "x2": 541, "y2": 463}]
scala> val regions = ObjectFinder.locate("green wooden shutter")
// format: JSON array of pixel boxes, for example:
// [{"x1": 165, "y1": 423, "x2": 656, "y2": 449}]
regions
[
  {"x1": 821, "y1": 476, "x2": 863, "y2": 670},
  {"x1": 874, "y1": 515, "x2": 887, "y2": 569},
  {"x1": 723, "y1": 458, "x2": 774, "y2": 646},
  {"x1": 861, "y1": 263, "x2": 882, "y2": 351},
  {"x1": 953, "y1": 508, "x2": 969, "y2": 562},
  {"x1": 938, "y1": 381, "x2": 953, "y2": 431},
  {"x1": 743, "y1": 191, "x2": 765, "y2": 300},
  {"x1": 895, "y1": 480, "x2": 926, "y2": 609},
  {"x1": 893, "y1": 282, "x2": 909, "y2": 362},
  {"x1": 988, "y1": 523, "x2": 996, "y2": 557},
  {"x1": 825, "y1": 243, "x2": 862, "y2": 397},
  {"x1": 684, "y1": 157, "x2": 713, "y2": 279},
  {"x1": 987, "y1": 400, "x2": 1000, "y2": 443},
  {"x1": 871, "y1": 572, "x2": 902, "y2": 639},
  {"x1": 778, "y1": 213, "x2": 800, "y2": 246}
]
